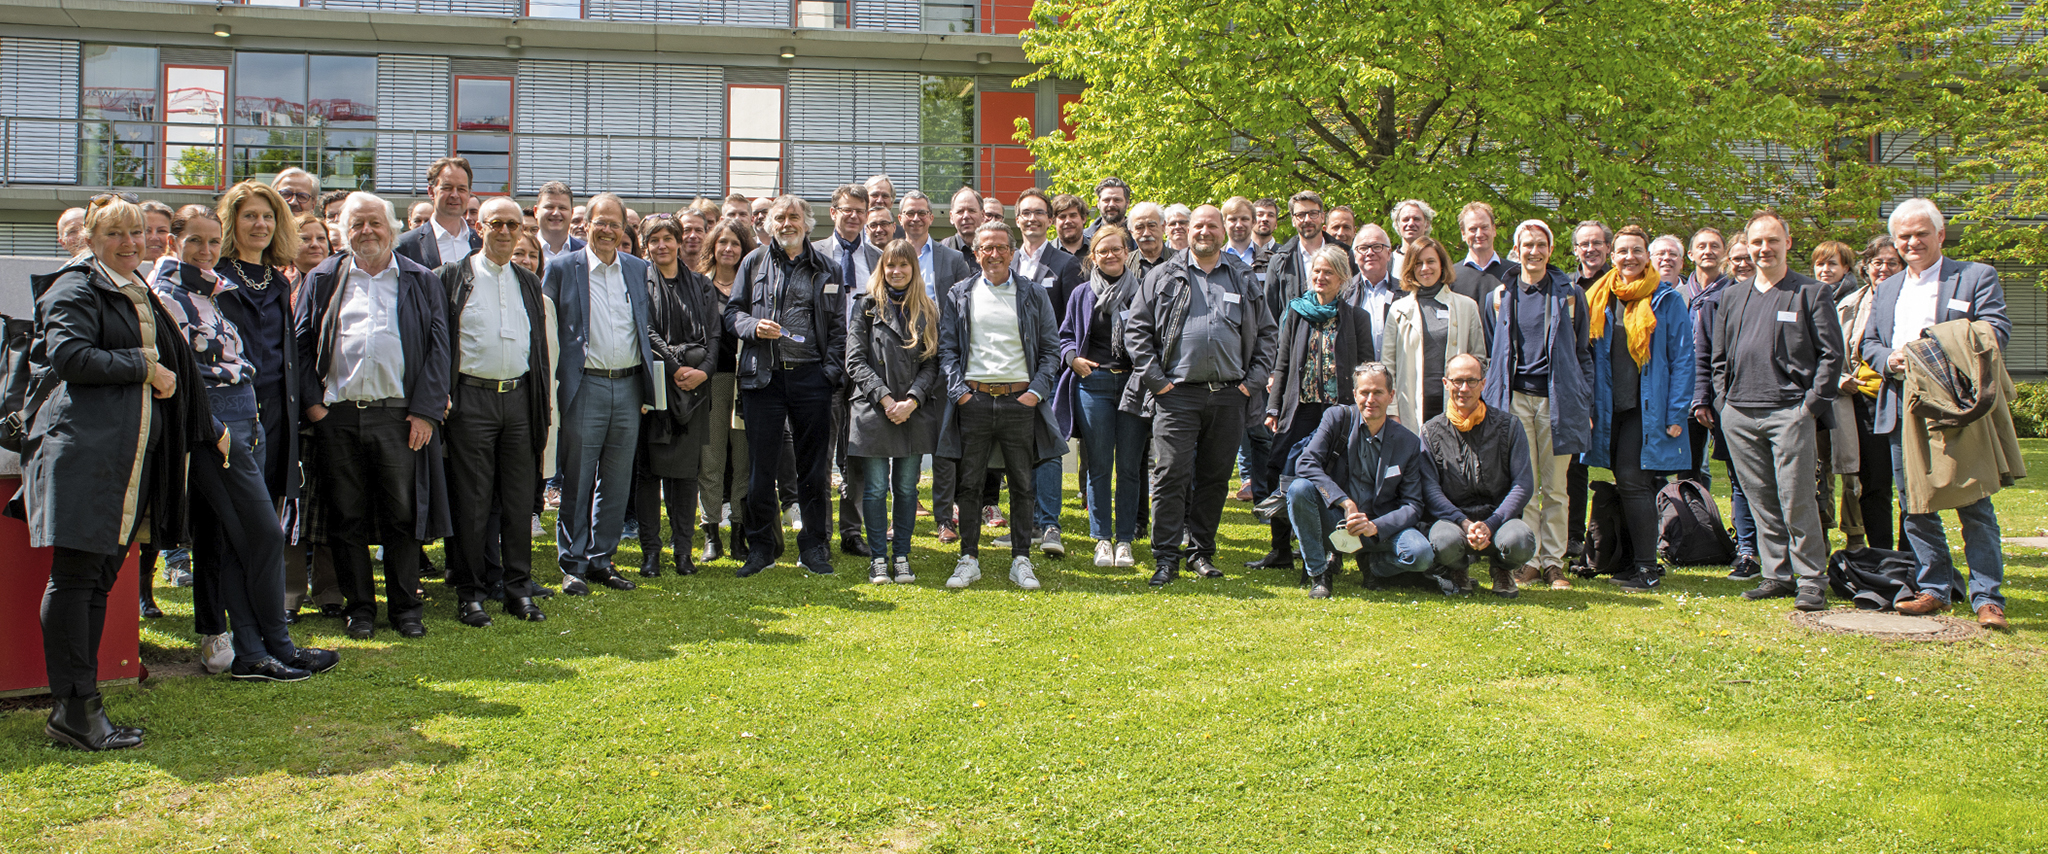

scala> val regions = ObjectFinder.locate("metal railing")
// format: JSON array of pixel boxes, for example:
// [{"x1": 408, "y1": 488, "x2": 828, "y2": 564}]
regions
[{"x1": 137, "y1": 0, "x2": 984, "y2": 33}]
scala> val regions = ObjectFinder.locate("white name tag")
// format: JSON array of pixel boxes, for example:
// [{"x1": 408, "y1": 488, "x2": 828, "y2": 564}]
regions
[
  {"x1": 1120, "y1": 309, "x2": 1134, "y2": 322},
  {"x1": 823, "y1": 284, "x2": 839, "y2": 294},
  {"x1": 1222, "y1": 292, "x2": 1241, "y2": 304},
  {"x1": 1435, "y1": 309, "x2": 1450, "y2": 320},
  {"x1": 1948, "y1": 298, "x2": 1970, "y2": 312},
  {"x1": 1776, "y1": 310, "x2": 1797, "y2": 322},
  {"x1": 1385, "y1": 464, "x2": 1401, "y2": 477}
]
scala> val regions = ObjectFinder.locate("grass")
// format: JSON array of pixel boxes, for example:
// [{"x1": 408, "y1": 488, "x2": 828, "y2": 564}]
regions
[{"x1": 5, "y1": 445, "x2": 2048, "y2": 853}]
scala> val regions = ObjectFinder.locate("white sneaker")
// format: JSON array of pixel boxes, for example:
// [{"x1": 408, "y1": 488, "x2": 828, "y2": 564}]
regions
[
  {"x1": 1094, "y1": 540, "x2": 1114, "y2": 567},
  {"x1": 1114, "y1": 541, "x2": 1136, "y2": 567},
  {"x1": 1039, "y1": 527, "x2": 1065, "y2": 558},
  {"x1": 892, "y1": 556, "x2": 915, "y2": 584},
  {"x1": 784, "y1": 505, "x2": 802, "y2": 531},
  {"x1": 947, "y1": 555, "x2": 981, "y2": 589},
  {"x1": 531, "y1": 514, "x2": 547, "y2": 537},
  {"x1": 1010, "y1": 556, "x2": 1041, "y2": 590},
  {"x1": 200, "y1": 632, "x2": 234, "y2": 675}
]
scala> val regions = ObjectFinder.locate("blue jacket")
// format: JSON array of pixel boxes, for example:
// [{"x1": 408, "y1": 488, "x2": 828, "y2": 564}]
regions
[
  {"x1": 1582, "y1": 282, "x2": 1695, "y2": 471},
  {"x1": 1295, "y1": 405, "x2": 1429, "y2": 539},
  {"x1": 543, "y1": 247, "x2": 659, "y2": 409},
  {"x1": 1481, "y1": 267, "x2": 1593, "y2": 456},
  {"x1": 1859, "y1": 256, "x2": 2010, "y2": 435}
]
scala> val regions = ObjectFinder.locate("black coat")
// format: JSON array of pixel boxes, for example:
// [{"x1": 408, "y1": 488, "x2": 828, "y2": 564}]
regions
[
  {"x1": 1121, "y1": 250, "x2": 1279, "y2": 418},
  {"x1": 435, "y1": 254, "x2": 555, "y2": 473},
  {"x1": 724, "y1": 242, "x2": 846, "y2": 391},
  {"x1": 395, "y1": 221, "x2": 481, "y2": 270},
  {"x1": 641, "y1": 265, "x2": 719, "y2": 477},
  {"x1": 1295, "y1": 405, "x2": 1429, "y2": 539},
  {"x1": 296, "y1": 251, "x2": 453, "y2": 541},
  {"x1": 844, "y1": 291, "x2": 941, "y2": 459},
  {"x1": 11, "y1": 259, "x2": 218, "y2": 553},
  {"x1": 936, "y1": 272, "x2": 1064, "y2": 462},
  {"x1": 1266, "y1": 298, "x2": 1372, "y2": 435}
]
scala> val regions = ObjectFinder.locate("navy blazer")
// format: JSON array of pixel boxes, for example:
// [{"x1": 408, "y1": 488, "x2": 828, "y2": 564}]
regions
[
  {"x1": 1018, "y1": 241, "x2": 1084, "y2": 325},
  {"x1": 394, "y1": 220, "x2": 481, "y2": 270},
  {"x1": 1480, "y1": 267, "x2": 1594, "y2": 456},
  {"x1": 1859, "y1": 256, "x2": 2010, "y2": 435},
  {"x1": 924, "y1": 239, "x2": 975, "y2": 304},
  {"x1": 543, "y1": 247, "x2": 659, "y2": 409},
  {"x1": 1295, "y1": 405, "x2": 1429, "y2": 538}
]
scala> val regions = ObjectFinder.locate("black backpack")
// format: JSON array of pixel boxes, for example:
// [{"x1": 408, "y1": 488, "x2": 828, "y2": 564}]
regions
[
  {"x1": 0, "y1": 314, "x2": 39, "y2": 454},
  {"x1": 1575, "y1": 481, "x2": 1634, "y2": 577},
  {"x1": 1656, "y1": 477, "x2": 1736, "y2": 566}
]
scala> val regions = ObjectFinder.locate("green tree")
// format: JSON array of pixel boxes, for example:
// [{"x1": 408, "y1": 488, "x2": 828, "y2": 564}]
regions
[
  {"x1": 1950, "y1": 2, "x2": 2048, "y2": 265},
  {"x1": 1019, "y1": 0, "x2": 1816, "y2": 242}
]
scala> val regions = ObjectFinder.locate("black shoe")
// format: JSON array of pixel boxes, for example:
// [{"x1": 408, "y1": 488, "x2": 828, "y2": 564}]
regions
[
  {"x1": 1726, "y1": 555, "x2": 1761, "y2": 581},
  {"x1": 457, "y1": 602, "x2": 493, "y2": 628},
  {"x1": 45, "y1": 695, "x2": 143, "y2": 751},
  {"x1": 1309, "y1": 572, "x2": 1333, "y2": 599},
  {"x1": 736, "y1": 554, "x2": 774, "y2": 578},
  {"x1": 1795, "y1": 582, "x2": 1829, "y2": 612},
  {"x1": 1612, "y1": 570, "x2": 1661, "y2": 592},
  {"x1": 345, "y1": 616, "x2": 375, "y2": 640},
  {"x1": 505, "y1": 597, "x2": 547, "y2": 622},
  {"x1": 1565, "y1": 538, "x2": 1586, "y2": 560},
  {"x1": 1189, "y1": 556, "x2": 1223, "y2": 579},
  {"x1": 800, "y1": 547, "x2": 835, "y2": 575},
  {"x1": 230, "y1": 656, "x2": 312, "y2": 682},
  {"x1": 1431, "y1": 571, "x2": 1465, "y2": 597},
  {"x1": 1741, "y1": 578, "x2": 1797, "y2": 600},
  {"x1": 699, "y1": 525, "x2": 724, "y2": 563},
  {"x1": 320, "y1": 603, "x2": 346, "y2": 618},
  {"x1": 639, "y1": 550, "x2": 664, "y2": 578},
  {"x1": 560, "y1": 575, "x2": 592, "y2": 596},
  {"x1": 281, "y1": 609, "x2": 299, "y2": 625},
  {"x1": 673, "y1": 551, "x2": 698, "y2": 576},
  {"x1": 841, "y1": 534, "x2": 872, "y2": 558},
  {"x1": 395, "y1": 618, "x2": 427, "y2": 638},
  {"x1": 289, "y1": 648, "x2": 340, "y2": 674},
  {"x1": 531, "y1": 584, "x2": 556, "y2": 599},
  {"x1": 597, "y1": 572, "x2": 637, "y2": 591},
  {"x1": 1245, "y1": 548, "x2": 1292, "y2": 569},
  {"x1": 1149, "y1": 562, "x2": 1178, "y2": 587}
]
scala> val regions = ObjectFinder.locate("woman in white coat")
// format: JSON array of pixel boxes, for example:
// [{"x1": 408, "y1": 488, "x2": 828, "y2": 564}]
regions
[{"x1": 1381, "y1": 236, "x2": 1485, "y2": 427}]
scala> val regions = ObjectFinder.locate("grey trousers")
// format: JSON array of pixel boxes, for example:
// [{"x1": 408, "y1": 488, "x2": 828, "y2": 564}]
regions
[
  {"x1": 1722, "y1": 403, "x2": 1826, "y2": 583},
  {"x1": 1429, "y1": 518, "x2": 1537, "y2": 572}
]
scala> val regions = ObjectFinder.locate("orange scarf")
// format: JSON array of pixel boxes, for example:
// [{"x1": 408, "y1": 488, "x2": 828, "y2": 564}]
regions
[
  {"x1": 1448, "y1": 400, "x2": 1486, "y2": 432},
  {"x1": 1586, "y1": 266, "x2": 1658, "y2": 368}
]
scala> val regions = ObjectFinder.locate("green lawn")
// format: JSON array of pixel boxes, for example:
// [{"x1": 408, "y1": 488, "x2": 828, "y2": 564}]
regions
[{"x1": 6, "y1": 443, "x2": 2048, "y2": 853}]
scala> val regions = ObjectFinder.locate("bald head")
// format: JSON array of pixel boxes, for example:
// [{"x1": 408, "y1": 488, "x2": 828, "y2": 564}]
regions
[{"x1": 1189, "y1": 204, "x2": 1223, "y2": 259}]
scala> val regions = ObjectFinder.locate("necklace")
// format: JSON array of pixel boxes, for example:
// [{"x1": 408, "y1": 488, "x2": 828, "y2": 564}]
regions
[{"x1": 234, "y1": 258, "x2": 276, "y2": 291}]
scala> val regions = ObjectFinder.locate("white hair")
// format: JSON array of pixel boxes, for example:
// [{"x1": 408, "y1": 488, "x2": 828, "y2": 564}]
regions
[
  {"x1": 1889, "y1": 198, "x2": 1945, "y2": 236},
  {"x1": 767, "y1": 194, "x2": 816, "y2": 233},
  {"x1": 340, "y1": 191, "x2": 400, "y2": 230},
  {"x1": 1649, "y1": 234, "x2": 1685, "y2": 255},
  {"x1": 1127, "y1": 201, "x2": 1163, "y2": 223},
  {"x1": 1162, "y1": 203, "x2": 1191, "y2": 220},
  {"x1": 272, "y1": 166, "x2": 320, "y2": 192},
  {"x1": 1390, "y1": 199, "x2": 1436, "y2": 224}
]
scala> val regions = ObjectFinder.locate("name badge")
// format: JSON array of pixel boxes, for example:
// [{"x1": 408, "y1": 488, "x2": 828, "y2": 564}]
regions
[
  {"x1": 1776, "y1": 310, "x2": 1797, "y2": 323},
  {"x1": 1385, "y1": 464, "x2": 1401, "y2": 477},
  {"x1": 1222, "y1": 292, "x2": 1241, "y2": 304},
  {"x1": 1948, "y1": 298, "x2": 1970, "y2": 312},
  {"x1": 1435, "y1": 309, "x2": 1450, "y2": 320},
  {"x1": 823, "y1": 284, "x2": 839, "y2": 294},
  {"x1": 1120, "y1": 309, "x2": 1134, "y2": 322}
]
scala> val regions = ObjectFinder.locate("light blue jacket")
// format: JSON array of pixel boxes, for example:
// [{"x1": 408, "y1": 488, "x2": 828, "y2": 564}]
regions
[{"x1": 1582, "y1": 282, "x2": 1694, "y2": 471}]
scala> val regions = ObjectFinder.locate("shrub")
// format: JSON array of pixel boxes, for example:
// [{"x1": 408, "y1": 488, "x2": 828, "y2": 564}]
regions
[{"x1": 2011, "y1": 380, "x2": 2048, "y2": 439}]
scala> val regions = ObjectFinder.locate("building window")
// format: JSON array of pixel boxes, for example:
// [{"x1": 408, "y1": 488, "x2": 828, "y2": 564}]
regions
[
  {"x1": 163, "y1": 64, "x2": 227, "y2": 190},
  {"x1": 231, "y1": 53, "x2": 379, "y2": 191},
  {"x1": 923, "y1": 0, "x2": 974, "y2": 33},
  {"x1": 727, "y1": 84, "x2": 784, "y2": 197},
  {"x1": 82, "y1": 44, "x2": 159, "y2": 187},
  {"x1": 797, "y1": 0, "x2": 848, "y2": 27},
  {"x1": 526, "y1": 0, "x2": 583, "y2": 19},
  {"x1": 454, "y1": 76, "x2": 513, "y2": 195},
  {"x1": 920, "y1": 75, "x2": 974, "y2": 195}
]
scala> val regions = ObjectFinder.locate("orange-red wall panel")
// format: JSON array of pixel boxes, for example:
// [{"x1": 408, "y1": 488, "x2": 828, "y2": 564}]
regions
[
  {"x1": 979, "y1": 90, "x2": 1038, "y2": 201},
  {"x1": 984, "y1": 0, "x2": 1034, "y2": 36}
]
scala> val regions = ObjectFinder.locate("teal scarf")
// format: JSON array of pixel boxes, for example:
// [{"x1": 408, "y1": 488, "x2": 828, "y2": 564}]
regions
[{"x1": 1289, "y1": 291, "x2": 1340, "y2": 324}]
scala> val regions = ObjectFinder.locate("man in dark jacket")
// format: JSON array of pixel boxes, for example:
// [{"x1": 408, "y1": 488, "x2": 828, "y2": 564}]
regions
[
  {"x1": 1421, "y1": 354, "x2": 1534, "y2": 598},
  {"x1": 815, "y1": 184, "x2": 882, "y2": 558},
  {"x1": 1685, "y1": 227, "x2": 1762, "y2": 580},
  {"x1": 1125, "y1": 205, "x2": 1279, "y2": 586},
  {"x1": 1710, "y1": 210, "x2": 1841, "y2": 612},
  {"x1": 394, "y1": 156, "x2": 481, "y2": 270},
  {"x1": 726, "y1": 195, "x2": 845, "y2": 577},
  {"x1": 1262, "y1": 191, "x2": 1328, "y2": 328},
  {"x1": 1451, "y1": 202, "x2": 1508, "y2": 322},
  {"x1": 1288, "y1": 363, "x2": 1436, "y2": 599},
  {"x1": 298, "y1": 191, "x2": 453, "y2": 641},
  {"x1": 436, "y1": 197, "x2": 551, "y2": 626}
]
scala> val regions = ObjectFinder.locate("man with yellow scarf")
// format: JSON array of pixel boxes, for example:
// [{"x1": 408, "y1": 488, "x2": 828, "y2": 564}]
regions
[
  {"x1": 1580, "y1": 226, "x2": 1698, "y2": 592},
  {"x1": 1421, "y1": 353, "x2": 1537, "y2": 597}
]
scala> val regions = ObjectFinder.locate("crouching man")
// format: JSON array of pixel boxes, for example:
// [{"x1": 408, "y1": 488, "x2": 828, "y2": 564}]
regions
[
  {"x1": 1287, "y1": 362, "x2": 1435, "y2": 599},
  {"x1": 1420, "y1": 353, "x2": 1536, "y2": 598}
]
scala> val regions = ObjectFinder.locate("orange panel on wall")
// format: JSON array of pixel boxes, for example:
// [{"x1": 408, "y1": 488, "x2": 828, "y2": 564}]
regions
[
  {"x1": 979, "y1": 90, "x2": 1037, "y2": 202},
  {"x1": 983, "y1": 0, "x2": 1034, "y2": 35}
]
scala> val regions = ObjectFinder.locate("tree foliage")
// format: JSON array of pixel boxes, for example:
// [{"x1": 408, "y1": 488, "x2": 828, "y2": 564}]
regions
[{"x1": 1951, "y1": 2, "x2": 2048, "y2": 264}]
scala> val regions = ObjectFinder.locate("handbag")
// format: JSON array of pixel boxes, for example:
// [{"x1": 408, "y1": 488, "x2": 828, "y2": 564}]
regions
[{"x1": 0, "y1": 314, "x2": 46, "y2": 454}]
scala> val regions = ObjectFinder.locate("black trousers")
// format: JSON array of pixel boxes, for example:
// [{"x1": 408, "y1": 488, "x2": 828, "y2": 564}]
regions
[
  {"x1": 636, "y1": 474, "x2": 701, "y2": 561},
  {"x1": 316, "y1": 405, "x2": 424, "y2": 622},
  {"x1": 833, "y1": 391, "x2": 864, "y2": 539},
  {"x1": 1852, "y1": 397, "x2": 1898, "y2": 551},
  {"x1": 955, "y1": 391, "x2": 1040, "y2": 558},
  {"x1": 444, "y1": 382, "x2": 537, "y2": 602},
  {"x1": 43, "y1": 547, "x2": 124, "y2": 699},
  {"x1": 1262, "y1": 401, "x2": 1332, "y2": 551},
  {"x1": 1150, "y1": 384, "x2": 1249, "y2": 563},
  {"x1": 742, "y1": 363, "x2": 835, "y2": 558},
  {"x1": 1609, "y1": 407, "x2": 1665, "y2": 574},
  {"x1": 191, "y1": 415, "x2": 299, "y2": 665},
  {"x1": 1567, "y1": 459, "x2": 1589, "y2": 546}
]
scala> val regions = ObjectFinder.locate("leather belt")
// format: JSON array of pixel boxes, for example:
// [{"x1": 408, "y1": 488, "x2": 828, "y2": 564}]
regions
[
  {"x1": 581, "y1": 365, "x2": 641, "y2": 379},
  {"x1": 777, "y1": 360, "x2": 819, "y2": 371},
  {"x1": 459, "y1": 373, "x2": 525, "y2": 392},
  {"x1": 344, "y1": 397, "x2": 409, "y2": 409},
  {"x1": 1196, "y1": 381, "x2": 1238, "y2": 392},
  {"x1": 968, "y1": 380, "x2": 1031, "y2": 395}
]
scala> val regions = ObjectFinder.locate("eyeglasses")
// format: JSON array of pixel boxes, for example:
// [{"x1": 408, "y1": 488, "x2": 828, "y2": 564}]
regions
[
  {"x1": 1444, "y1": 378, "x2": 1482, "y2": 388},
  {"x1": 976, "y1": 244, "x2": 1014, "y2": 255},
  {"x1": 276, "y1": 190, "x2": 314, "y2": 203},
  {"x1": 589, "y1": 219, "x2": 624, "y2": 231},
  {"x1": 1355, "y1": 243, "x2": 1392, "y2": 252},
  {"x1": 900, "y1": 209, "x2": 933, "y2": 219},
  {"x1": 832, "y1": 205, "x2": 868, "y2": 215},
  {"x1": 1291, "y1": 210, "x2": 1322, "y2": 219},
  {"x1": 482, "y1": 219, "x2": 523, "y2": 231}
]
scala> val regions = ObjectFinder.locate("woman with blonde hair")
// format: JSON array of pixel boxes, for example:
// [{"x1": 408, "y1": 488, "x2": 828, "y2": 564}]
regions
[
  {"x1": 846, "y1": 239, "x2": 942, "y2": 583},
  {"x1": 1381, "y1": 236, "x2": 1484, "y2": 427}
]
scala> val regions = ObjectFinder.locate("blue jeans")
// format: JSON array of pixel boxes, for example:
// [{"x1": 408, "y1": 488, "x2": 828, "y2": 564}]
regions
[
  {"x1": 1890, "y1": 433, "x2": 2004, "y2": 609},
  {"x1": 1728, "y1": 464, "x2": 1757, "y2": 558},
  {"x1": 1035, "y1": 458, "x2": 1062, "y2": 533},
  {"x1": 1284, "y1": 478, "x2": 1433, "y2": 576},
  {"x1": 1076, "y1": 369, "x2": 1148, "y2": 542},
  {"x1": 859, "y1": 455, "x2": 919, "y2": 559}
]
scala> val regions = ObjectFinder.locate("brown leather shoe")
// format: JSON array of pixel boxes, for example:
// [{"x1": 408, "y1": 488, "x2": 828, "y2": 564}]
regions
[
  {"x1": 1977, "y1": 604, "x2": 2009, "y2": 631},
  {"x1": 1488, "y1": 563, "x2": 1519, "y2": 599},
  {"x1": 1896, "y1": 592, "x2": 1948, "y2": 616},
  {"x1": 1544, "y1": 564, "x2": 1573, "y2": 590},
  {"x1": 1512, "y1": 563, "x2": 1541, "y2": 585},
  {"x1": 1233, "y1": 481, "x2": 1254, "y2": 502}
]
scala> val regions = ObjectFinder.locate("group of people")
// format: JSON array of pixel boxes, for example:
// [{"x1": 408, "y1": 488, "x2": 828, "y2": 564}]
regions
[{"x1": 19, "y1": 161, "x2": 2017, "y2": 753}]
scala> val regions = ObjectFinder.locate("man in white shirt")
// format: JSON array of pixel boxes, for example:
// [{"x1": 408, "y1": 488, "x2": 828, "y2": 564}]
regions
[
  {"x1": 940, "y1": 186, "x2": 982, "y2": 254},
  {"x1": 1345, "y1": 224, "x2": 1399, "y2": 353},
  {"x1": 395, "y1": 156, "x2": 480, "y2": 269},
  {"x1": 1389, "y1": 199, "x2": 1435, "y2": 273},
  {"x1": 435, "y1": 197, "x2": 552, "y2": 626},
  {"x1": 531, "y1": 181, "x2": 583, "y2": 266},
  {"x1": 1859, "y1": 198, "x2": 2013, "y2": 629}
]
